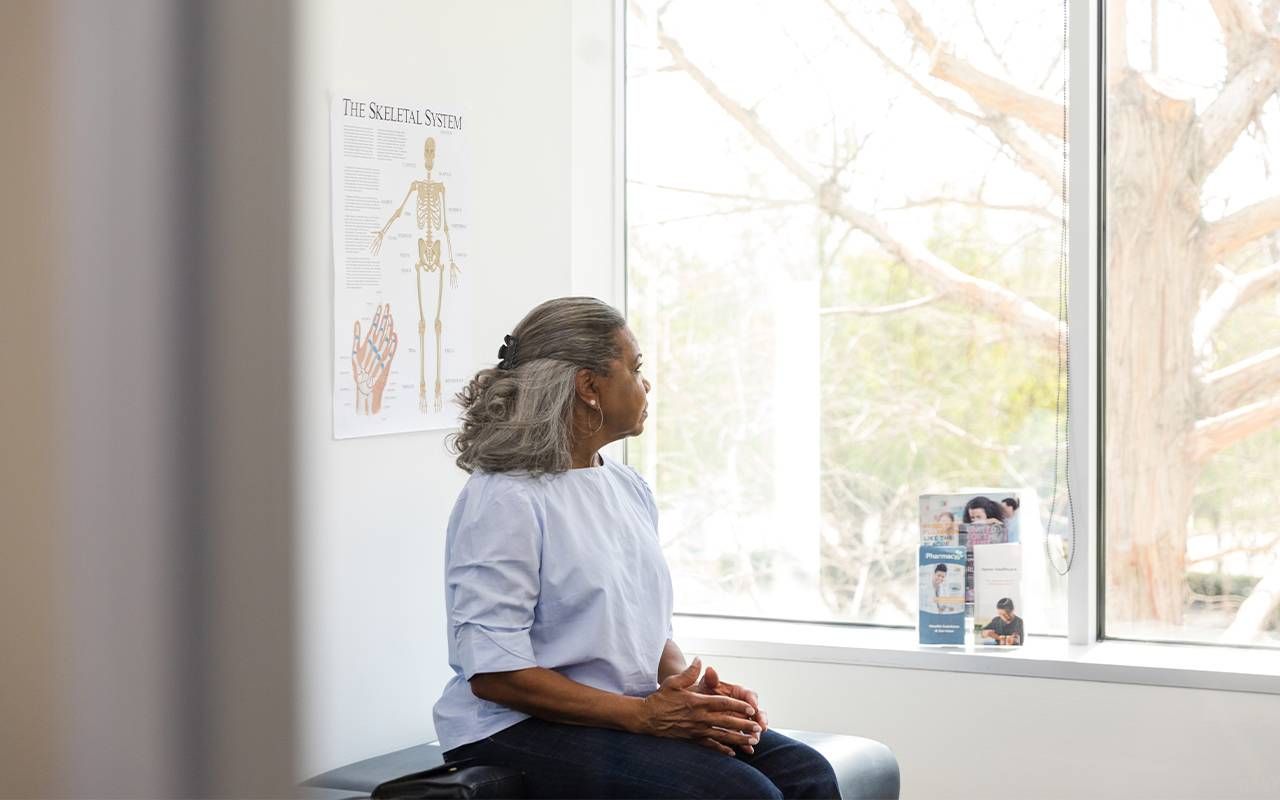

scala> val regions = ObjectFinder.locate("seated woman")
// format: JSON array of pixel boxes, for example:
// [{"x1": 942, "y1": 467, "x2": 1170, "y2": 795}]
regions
[{"x1": 432, "y1": 297, "x2": 840, "y2": 799}]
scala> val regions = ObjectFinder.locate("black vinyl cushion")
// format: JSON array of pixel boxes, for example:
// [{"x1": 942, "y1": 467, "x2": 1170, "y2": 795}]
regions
[
  {"x1": 303, "y1": 728, "x2": 899, "y2": 800},
  {"x1": 370, "y1": 760, "x2": 523, "y2": 799}
]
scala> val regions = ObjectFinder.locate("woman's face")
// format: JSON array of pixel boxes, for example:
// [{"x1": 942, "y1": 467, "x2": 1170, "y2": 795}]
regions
[
  {"x1": 969, "y1": 507, "x2": 990, "y2": 522},
  {"x1": 597, "y1": 327, "x2": 650, "y2": 439}
]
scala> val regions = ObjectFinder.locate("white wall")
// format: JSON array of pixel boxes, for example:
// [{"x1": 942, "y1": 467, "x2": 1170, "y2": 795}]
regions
[
  {"x1": 699, "y1": 654, "x2": 1279, "y2": 800},
  {"x1": 294, "y1": 0, "x2": 619, "y2": 778}
]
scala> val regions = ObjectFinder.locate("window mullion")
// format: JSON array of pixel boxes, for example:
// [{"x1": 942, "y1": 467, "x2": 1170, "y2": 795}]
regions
[{"x1": 1067, "y1": 0, "x2": 1101, "y2": 646}]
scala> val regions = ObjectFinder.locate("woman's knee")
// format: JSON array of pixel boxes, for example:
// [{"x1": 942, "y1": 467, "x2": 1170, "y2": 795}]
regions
[
  {"x1": 794, "y1": 741, "x2": 839, "y2": 781},
  {"x1": 789, "y1": 748, "x2": 839, "y2": 798},
  {"x1": 694, "y1": 761, "x2": 783, "y2": 800},
  {"x1": 751, "y1": 734, "x2": 840, "y2": 799},
  {"x1": 802, "y1": 753, "x2": 841, "y2": 799}
]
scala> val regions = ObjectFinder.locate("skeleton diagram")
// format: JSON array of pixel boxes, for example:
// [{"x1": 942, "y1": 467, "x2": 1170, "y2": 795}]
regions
[{"x1": 370, "y1": 137, "x2": 461, "y2": 412}]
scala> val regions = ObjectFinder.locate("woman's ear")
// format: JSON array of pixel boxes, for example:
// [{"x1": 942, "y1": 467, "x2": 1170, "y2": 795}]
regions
[{"x1": 574, "y1": 367, "x2": 599, "y2": 407}]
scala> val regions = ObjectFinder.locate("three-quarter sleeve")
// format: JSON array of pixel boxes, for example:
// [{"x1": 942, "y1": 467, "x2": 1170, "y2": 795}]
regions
[{"x1": 446, "y1": 486, "x2": 542, "y2": 679}]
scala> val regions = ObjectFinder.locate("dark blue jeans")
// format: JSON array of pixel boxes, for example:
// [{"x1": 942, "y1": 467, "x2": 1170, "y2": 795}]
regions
[{"x1": 444, "y1": 718, "x2": 841, "y2": 799}]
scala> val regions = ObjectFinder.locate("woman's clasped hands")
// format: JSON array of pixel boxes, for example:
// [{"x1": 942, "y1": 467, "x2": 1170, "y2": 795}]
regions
[{"x1": 635, "y1": 657, "x2": 765, "y2": 756}]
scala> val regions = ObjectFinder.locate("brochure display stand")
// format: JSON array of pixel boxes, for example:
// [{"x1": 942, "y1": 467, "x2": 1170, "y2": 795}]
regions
[{"x1": 918, "y1": 492, "x2": 1024, "y2": 646}]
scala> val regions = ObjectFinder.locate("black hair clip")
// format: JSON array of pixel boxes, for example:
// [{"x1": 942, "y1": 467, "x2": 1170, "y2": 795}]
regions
[{"x1": 497, "y1": 334, "x2": 519, "y2": 370}]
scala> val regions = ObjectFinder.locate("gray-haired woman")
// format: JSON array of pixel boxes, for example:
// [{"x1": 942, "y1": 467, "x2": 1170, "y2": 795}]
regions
[{"x1": 431, "y1": 297, "x2": 839, "y2": 799}]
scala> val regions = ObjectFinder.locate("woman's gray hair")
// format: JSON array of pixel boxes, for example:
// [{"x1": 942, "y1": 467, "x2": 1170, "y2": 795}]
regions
[{"x1": 448, "y1": 297, "x2": 626, "y2": 475}]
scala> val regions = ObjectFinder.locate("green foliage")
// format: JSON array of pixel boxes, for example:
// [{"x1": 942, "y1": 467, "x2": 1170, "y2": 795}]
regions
[
  {"x1": 628, "y1": 229, "x2": 778, "y2": 513},
  {"x1": 819, "y1": 225, "x2": 1061, "y2": 527},
  {"x1": 1194, "y1": 425, "x2": 1280, "y2": 537},
  {"x1": 1187, "y1": 572, "x2": 1260, "y2": 599},
  {"x1": 629, "y1": 201, "x2": 1066, "y2": 621}
]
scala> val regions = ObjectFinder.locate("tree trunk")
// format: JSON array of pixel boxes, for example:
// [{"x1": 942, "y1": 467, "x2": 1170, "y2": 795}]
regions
[{"x1": 1104, "y1": 71, "x2": 1205, "y2": 625}]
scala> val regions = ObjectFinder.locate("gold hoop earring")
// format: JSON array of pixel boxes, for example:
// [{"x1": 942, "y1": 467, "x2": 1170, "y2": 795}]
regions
[{"x1": 589, "y1": 404, "x2": 604, "y2": 436}]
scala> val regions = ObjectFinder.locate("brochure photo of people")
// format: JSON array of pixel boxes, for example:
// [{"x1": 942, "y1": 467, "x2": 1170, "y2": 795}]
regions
[
  {"x1": 974, "y1": 542, "x2": 1024, "y2": 646},
  {"x1": 920, "y1": 492, "x2": 1021, "y2": 545},
  {"x1": 917, "y1": 546, "x2": 967, "y2": 645},
  {"x1": 981, "y1": 597, "x2": 1026, "y2": 646}
]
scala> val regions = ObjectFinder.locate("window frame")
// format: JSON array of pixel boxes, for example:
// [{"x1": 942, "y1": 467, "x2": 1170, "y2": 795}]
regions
[{"x1": 613, "y1": 0, "x2": 1278, "y2": 665}]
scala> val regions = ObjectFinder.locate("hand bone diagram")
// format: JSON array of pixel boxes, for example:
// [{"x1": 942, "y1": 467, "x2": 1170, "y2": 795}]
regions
[{"x1": 352, "y1": 303, "x2": 398, "y2": 415}]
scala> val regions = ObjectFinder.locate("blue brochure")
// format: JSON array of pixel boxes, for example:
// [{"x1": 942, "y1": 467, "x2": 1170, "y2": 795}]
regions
[{"x1": 918, "y1": 545, "x2": 967, "y2": 645}]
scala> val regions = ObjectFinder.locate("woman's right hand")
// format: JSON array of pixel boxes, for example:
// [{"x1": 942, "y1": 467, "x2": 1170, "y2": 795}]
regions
[{"x1": 635, "y1": 658, "x2": 762, "y2": 756}]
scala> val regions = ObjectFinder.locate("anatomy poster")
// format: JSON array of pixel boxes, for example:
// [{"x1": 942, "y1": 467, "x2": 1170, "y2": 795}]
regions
[{"x1": 331, "y1": 94, "x2": 473, "y2": 438}]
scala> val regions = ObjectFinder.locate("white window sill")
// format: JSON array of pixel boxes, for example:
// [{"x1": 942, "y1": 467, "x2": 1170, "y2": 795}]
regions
[{"x1": 672, "y1": 614, "x2": 1280, "y2": 695}]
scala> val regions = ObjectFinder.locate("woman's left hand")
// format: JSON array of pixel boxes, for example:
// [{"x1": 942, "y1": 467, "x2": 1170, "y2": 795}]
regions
[{"x1": 693, "y1": 665, "x2": 769, "y2": 734}]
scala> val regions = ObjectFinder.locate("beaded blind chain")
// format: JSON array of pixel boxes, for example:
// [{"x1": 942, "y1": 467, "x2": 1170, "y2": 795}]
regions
[{"x1": 1046, "y1": 0, "x2": 1077, "y2": 576}]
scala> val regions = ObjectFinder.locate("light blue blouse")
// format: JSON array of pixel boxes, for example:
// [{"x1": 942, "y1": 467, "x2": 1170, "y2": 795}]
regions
[{"x1": 431, "y1": 453, "x2": 675, "y2": 752}]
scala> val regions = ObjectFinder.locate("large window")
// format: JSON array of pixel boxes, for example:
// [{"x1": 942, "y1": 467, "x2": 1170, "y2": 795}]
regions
[
  {"x1": 626, "y1": 0, "x2": 1072, "y2": 633},
  {"x1": 627, "y1": 0, "x2": 1280, "y2": 648},
  {"x1": 1103, "y1": 1, "x2": 1280, "y2": 646}
]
